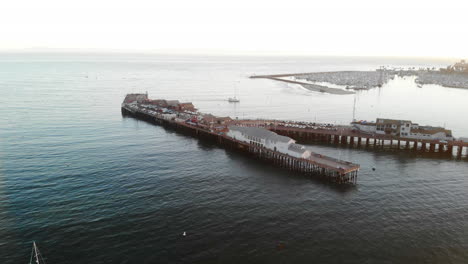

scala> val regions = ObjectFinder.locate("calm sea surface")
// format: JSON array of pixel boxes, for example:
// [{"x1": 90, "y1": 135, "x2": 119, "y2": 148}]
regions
[{"x1": 1, "y1": 53, "x2": 468, "y2": 263}]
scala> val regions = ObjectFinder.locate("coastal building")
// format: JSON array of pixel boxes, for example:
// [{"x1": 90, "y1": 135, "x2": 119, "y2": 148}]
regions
[
  {"x1": 143, "y1": 99, "x2": 168, "y2": 107},
  {"x1": 407, "y1": 126, "x2": 453, "y2": 140},
  {"x1": 202, "y1": 114, "x2": 232, "y2": 125},
  {"x1": 375, "y1": 118, "x2": 412, "y2": 136},
  {"x1": 142, "y1": 100, "x2": 196, "y2": 112},
  {"x1": 177, "y1": 102, "x2": 196, "y2": 112},
  {"x1": 123, "y1": 93, "x2": 148, "y2": 104},
  {"x1": 352, "y1": 118, "x2": 453, "y2": 140},
  {"x1": 351, "y1": 120, "x2": 377, "y2": 134},
  {"x1": 440, "y1": 59, "x2": 468, "y2": 73},
  {"x1": 166, "y1": 100, "x2": 180, "y2": 109},
  {"x1": 227, "y1": 126, "x2": 313, "y2": 158},
  {"x1": 287, "y1": 143, "x2": 312, "y2": 159}
]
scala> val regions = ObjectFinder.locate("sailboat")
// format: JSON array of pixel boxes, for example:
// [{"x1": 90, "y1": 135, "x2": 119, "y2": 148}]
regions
[
  {"x1": 29, "y1": 241, "x2": 46, "y2": 264},
  {"x1": 228, "y1": 81, "x2": 240, "y2": 103},
  {"x1": 228, "y1": 97, "x2": 240, "y2": 103}
]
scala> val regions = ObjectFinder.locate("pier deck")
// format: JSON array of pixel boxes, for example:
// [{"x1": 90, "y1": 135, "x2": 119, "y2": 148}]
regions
[
  {"x1": 232, "y1": 120, "x2": 468, "y2": 158},
  {"x1": 121, "y1": 104, "x2": 360, "y2": 184}
]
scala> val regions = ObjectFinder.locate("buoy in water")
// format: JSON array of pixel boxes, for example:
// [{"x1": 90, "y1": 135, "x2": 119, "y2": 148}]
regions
[
  {"x1": 372, "y1": 168, "x2": 376, "y2": 171},
  {"x1": 182, "y1": 232, "x2": 186, "y2": 236}
]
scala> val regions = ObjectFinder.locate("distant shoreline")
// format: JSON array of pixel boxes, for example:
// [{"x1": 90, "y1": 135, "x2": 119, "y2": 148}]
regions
[{"x1": 251, "y1": 67, "x2": 468, "y2": 92}]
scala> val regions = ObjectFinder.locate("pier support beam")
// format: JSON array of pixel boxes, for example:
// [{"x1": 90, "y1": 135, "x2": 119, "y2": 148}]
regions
[
  {"x1": 457, "y1": 146, "x2": 463, "y2": 159},
  {"x1": 448, "y1": 145, "x2": 454, "y2": 155}
]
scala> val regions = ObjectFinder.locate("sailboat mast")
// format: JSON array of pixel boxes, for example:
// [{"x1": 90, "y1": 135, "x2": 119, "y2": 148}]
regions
[
  {"x1": 34, "y1": 242, "x2": 40, "y2": 264},
  {"x1": 352, "y1": 95, "x2": 357, "y2": 122},
  {"x1": 234, "y1": 81, "x2": 238, "y2": 98}
]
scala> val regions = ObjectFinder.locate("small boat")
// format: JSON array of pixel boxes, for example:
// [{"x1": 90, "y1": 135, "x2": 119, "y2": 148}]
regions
[
  {"x1": 29, "y1": 241, "x2": 46, "y2": 264},
  {"x1": 228, "y1": 81, "x2": 240, "y2": 103}
]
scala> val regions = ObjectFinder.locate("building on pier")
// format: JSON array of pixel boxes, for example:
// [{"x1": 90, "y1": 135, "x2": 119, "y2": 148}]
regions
[
  {"x1": 166, "y1": 100, "x2": 180, "y2": 109},
  {"x1": 227, "y1": 126, "x2": 314, "y2": 157},
  {"x1": 288, "y1": 143, "x2": 312, "y2": 159},
  {"x1": 176, "y1": 102, "x2": 197, "y2": 112},
  {"x1": 141, "y1": 99, "x2": 197, "y2": 112},
  {"x1": 202, "y1": 114, "x2": 233, "y2": 125},
  {"x1": 375, "y1": 118, "x2": 412, "y2": 136},
  {"x1": 352, "y1": 118, "x2": 453, "y2": 140},
  {"x1": 407, "y1": 127, "x2": 453, "y2": 140},
  {"x1": 123, "y1": 93, "x2": 148, "y2": 104}
]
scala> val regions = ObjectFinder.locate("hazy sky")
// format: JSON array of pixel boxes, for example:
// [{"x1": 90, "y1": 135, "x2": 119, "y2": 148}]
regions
[{"x1": 1, "y1": 0, "x2": 467, "y2": 57}]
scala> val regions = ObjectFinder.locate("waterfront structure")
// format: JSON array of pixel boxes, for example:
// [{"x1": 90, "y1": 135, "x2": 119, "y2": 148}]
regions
[
  {"x1": 139, "y1": 98, "x2": 197, "y2": 113},
  {"x1": 123, "y1": 93, "x2": 148, "y2": 104},
  {"x1": 202, "y1": 114, "x2": 232, "y2": 125},
  {"x1": 352, "y1": 118, "x2": 453, "y2": 141},
  {"x1": 177, "y1": 102, "x2": 196, "y2": 112},
  {"x1": 440, "y1": 59, "x2": 468, "y2": 74},
  {"x1": 142, "y1": 99, "x2": 169, "y2": 107},
  {"x1": 227, "y1": 126, "x2": 295, "y2": 154},
  {"x1": 227, "y1": 126, "x2": 313, "y2": 159},
  {"x1": 288, "y1": 143, "x2": 312, "y2": 159},
  {"x1": 123, "y1": 94, "x2": 467, "y2": 160},
  {"x1": 121, "y1": 94, "x2": 360, "y2": 184},
  {"x1": 268, "y1": 121, "x2": 466, "y2": 159},
  {"x1": 375, "y1": 118, "x2": 412, "y2": 136}
]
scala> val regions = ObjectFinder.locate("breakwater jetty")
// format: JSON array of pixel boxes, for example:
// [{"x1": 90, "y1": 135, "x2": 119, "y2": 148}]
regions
[
  {"x1": 121, "y1": 94, "x2": 360, "y2": 184},
  {"x1": 251, "y1": 71, "x2": 391, "y2": 92},
  {"x1": 254, "y1": 76, "x2": 355, "y2": 94}
]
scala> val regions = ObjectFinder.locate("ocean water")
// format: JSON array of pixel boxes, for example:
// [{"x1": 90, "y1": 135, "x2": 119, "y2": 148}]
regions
[{"x1": 1, "y1": 53, "x2": 468, "y2": 263}]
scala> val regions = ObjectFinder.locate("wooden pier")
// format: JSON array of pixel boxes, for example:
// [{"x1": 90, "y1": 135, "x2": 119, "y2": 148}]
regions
[
  {"x1": 121, "y1": 105, "x2": 360, "y2": 184},
  {"x1": 264, "y1": 124, "x2": 468, "y2": 159}
]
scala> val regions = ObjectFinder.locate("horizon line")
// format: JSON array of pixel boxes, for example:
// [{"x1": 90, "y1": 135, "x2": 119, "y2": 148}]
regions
[{"x1": 0, "y1": 48, "x2": 465, "y2": 60}]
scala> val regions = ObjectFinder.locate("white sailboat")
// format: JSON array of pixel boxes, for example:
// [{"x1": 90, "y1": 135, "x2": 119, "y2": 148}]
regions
[
  {"x1": 29, "y1": 241, "x2": 46, "y2": 264},
  {"x1": 228, "y1": 97, "x2": 240, "y2": 103},
  {"x1": 228, "y1": 81, "x2": 240, "y2": 103}
]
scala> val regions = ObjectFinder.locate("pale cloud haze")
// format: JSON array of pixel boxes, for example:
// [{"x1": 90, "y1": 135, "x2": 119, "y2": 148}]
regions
[{"x1": 0, "y1": 0, "x2": 467, "y2": 57}]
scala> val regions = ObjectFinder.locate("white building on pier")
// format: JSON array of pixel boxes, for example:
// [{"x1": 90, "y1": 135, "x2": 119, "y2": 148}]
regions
[
  {"x1": 227, "y1": 126, "x2": 311, "y2": 158},
  {"x1": 352, "y1": 118, "x2": 453, "y2": 140}
]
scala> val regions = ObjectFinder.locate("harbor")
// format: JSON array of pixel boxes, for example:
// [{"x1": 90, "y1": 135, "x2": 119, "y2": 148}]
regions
[{"x1": 250, "y1": 60, "x2": 468, "y2": 93}]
